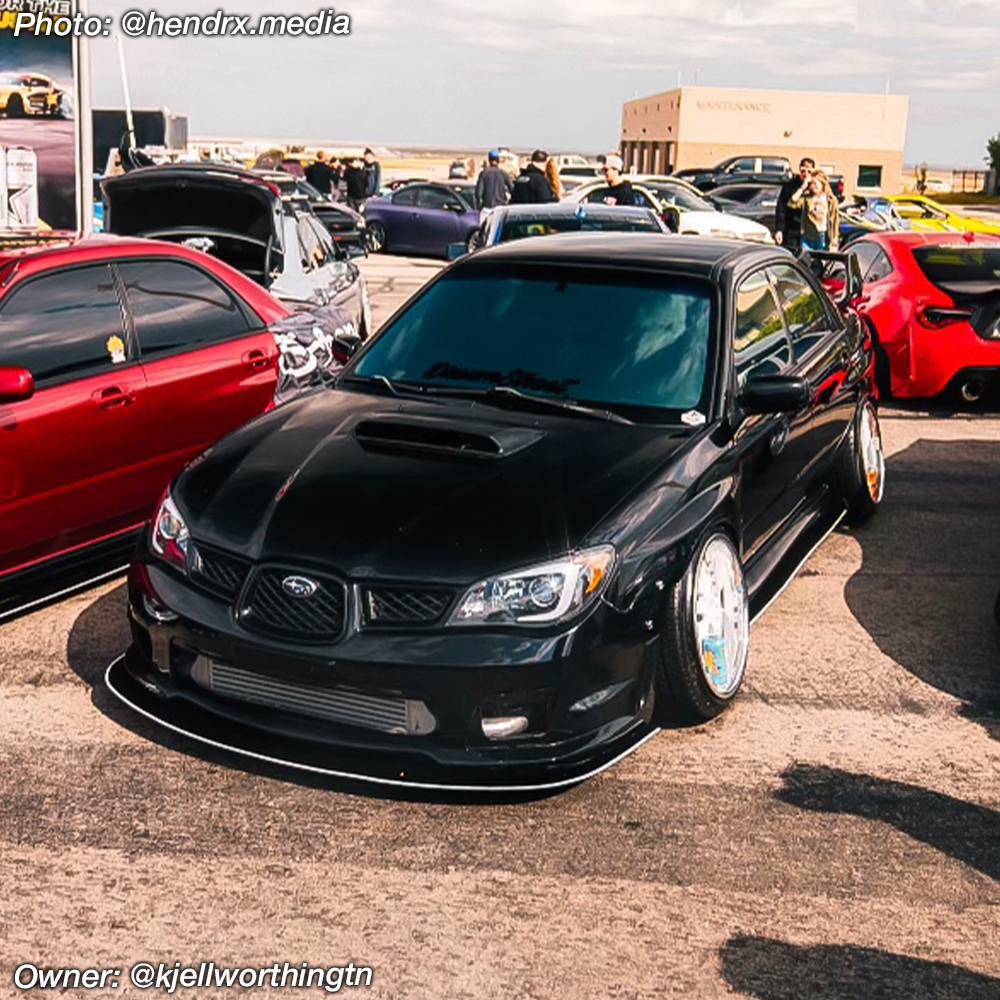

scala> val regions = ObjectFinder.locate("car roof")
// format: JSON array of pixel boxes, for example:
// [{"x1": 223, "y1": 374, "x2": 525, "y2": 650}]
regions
[
  {"x1": 862, "y1": 231, "x2": 1000, "y2": 249},
  {"x1": 455, "y1": 231, "x2": 761, "y2": 273},
  {"x1": 494, "y1": 204, "x2": 655, "y2": 220}
]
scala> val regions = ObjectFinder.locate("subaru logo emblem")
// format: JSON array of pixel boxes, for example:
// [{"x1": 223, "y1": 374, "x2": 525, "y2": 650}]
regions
[{"x1": 281, "y1": 576, "x2": 318, "y2": 599}]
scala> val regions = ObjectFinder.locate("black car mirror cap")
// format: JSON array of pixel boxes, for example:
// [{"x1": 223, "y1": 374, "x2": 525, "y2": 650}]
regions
[
  {"x1": 0, "y1": 365, "x2": 34, "y2": 404},
  {"x1": 738, "y1": 374, "x2": 811, "y2": 415},
  {"x1": 445, "y1": 242, "x2": 467, "y2": 260}
]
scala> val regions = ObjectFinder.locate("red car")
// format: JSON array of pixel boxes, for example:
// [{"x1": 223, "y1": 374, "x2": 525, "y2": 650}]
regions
[
  {"x1": 0, "y1": 235, "x2": 299, "y2": 618},
  {"x1": 849, "y1": 232, "x2": 1000, "y2": 402}
]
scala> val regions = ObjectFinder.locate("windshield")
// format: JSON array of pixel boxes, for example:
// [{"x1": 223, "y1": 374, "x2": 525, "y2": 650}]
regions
[
  {"x1": 498, "y1": 214, "x2": 661, "y2": 242},
  {"x1": 645, "y1": 184, "x2": 714, "y2": 213},
  {"x1": 350, "y1": 264, "x2": 715, "y2": 421},
  {"x1": 911, "y1": 244, "x2": 1000, "y2": 287}
]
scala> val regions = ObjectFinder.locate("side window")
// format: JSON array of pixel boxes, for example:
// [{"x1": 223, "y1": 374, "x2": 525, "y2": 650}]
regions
[
  {"x1": 0, "y1": 264, "x2": 126, "y2": 384},
  {"x1": 729, "y1": 158, "x2": 755, "y2": 173},
  {"x1": 391, "y1": 187, "x2": 418, "y2": 207},
  {"x1": 850, "y1": 241, "x2": 880, "y2": 283},
  {"x1": 417, "y1": 187, "x2": 461, "y2": 210},
  {"x1": 734, "y1": 269, "x2": 789, "y2": 381},
  {"x1": 768, "y1": 265, "x2": 830, "y2": 361},
  {"x1": 866, "y1": 249, "x2": 894, "y2": 283},
  {"x1": 117, "y1": 260, "x2": 252, "y2": 357},
  {"x1": 762, "y1": 158, "x2": 788, "y2": 173}
]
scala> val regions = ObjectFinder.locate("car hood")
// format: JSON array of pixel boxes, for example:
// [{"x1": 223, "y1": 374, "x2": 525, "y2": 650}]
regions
[
  {"x1": 680, "y1": 210, "x2": 771, "y2": 238},
  {"x1": 102, "y1": 167, "x2": 282, "y2": 246},
  {"x1": 176, "y1": 389, "x2": 692, "y2": 584}
]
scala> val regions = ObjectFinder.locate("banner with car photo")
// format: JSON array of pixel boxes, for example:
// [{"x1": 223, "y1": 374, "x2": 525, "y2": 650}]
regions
[{"x1": 0, "y1": 0, "x2": 78, "y2": 232}]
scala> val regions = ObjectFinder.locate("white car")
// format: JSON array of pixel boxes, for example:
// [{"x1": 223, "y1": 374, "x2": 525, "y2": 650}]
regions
[{"x1": 564, "y1": 177, "x2": 773, "y2": 243}]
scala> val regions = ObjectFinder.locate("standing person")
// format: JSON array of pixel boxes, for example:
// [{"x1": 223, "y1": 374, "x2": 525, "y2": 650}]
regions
[
  {"x1": 789, "y1": 169, "x2": 839, "y2": 252},
  {"x1": 328, "y1": 156, "x2": 343, "y2": 200},
  {"x1": 598, "y1": 154, "x2": 634, "y2": 206},
  {"x1": 775, "y1": 157, "x2": 815, "y2": 252},
  {"x1": 475, "y1": 149, "x2": 514, "y2": 212},
  {"x1": 544, "y1": 157, "x2": 563, "y2": 201},
  {"x1": 363, "y1": 147, "x2": 382, "y2": 199},
  {"x1": 510, "y1": 149, "x2": 556, "y2": 204},
  {"x1": 304, "y1": 150, "x2": 336, "y2": 197},
  {"x1": 344, "y1": 156, "x2": 369, "y2": 214}
]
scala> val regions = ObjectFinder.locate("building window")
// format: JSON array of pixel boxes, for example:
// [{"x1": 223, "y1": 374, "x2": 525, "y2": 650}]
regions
[{"x1": 857, "y1": 165, "x2": 883, "y2": 189}]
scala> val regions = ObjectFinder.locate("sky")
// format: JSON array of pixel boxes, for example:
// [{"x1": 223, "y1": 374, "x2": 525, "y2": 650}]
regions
[{"x1": 86, "y1": 0, "x2": 1000, "y2": 167}]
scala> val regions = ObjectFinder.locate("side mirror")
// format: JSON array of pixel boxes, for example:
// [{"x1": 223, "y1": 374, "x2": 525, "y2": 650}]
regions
[
  {"x1": 739, "y1": 374, "x2": 811, "y2": 415},
  {"x1": 0, "y1": 366, "x2": 33, "y2": 404},
  {"x1": 445, "y1": 242, "x2": 467, "y2": 260}
]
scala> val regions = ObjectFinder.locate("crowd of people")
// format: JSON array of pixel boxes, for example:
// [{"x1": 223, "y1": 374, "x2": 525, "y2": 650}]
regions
[{"x1": 302, "y1": 147, "x2": 382, "y2": 213}]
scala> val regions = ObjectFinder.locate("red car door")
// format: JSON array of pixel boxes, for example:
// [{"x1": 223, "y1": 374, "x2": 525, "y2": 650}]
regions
[
  {"x1": 0, "y1": 263, "x2": 151, "y2": 576},
  {"x1": 115, "y1": 257, "x2": 279, "y2": 498}
]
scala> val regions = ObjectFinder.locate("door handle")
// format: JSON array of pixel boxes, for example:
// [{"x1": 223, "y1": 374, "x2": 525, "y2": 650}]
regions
[
  {"x1": 92, "y1": 385, "x2": 134, "y2": 409},
  {"x1": 241, "y1": 349, "x2": 270, "y2": 370}
]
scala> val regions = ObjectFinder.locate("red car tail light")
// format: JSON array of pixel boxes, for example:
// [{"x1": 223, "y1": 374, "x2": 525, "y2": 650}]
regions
[{"x1": 916, "y1": 304, "x2": 975, "y2": 329}]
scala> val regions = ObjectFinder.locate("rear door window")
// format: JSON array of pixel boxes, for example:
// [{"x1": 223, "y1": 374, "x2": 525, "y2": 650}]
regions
[
  {"x1": 768, "y1": 264, "x2": 831, "y2": 361},
  {"x1": 117, "y1": 259, "x2": 252, "y2": 356},
  {"x1": 0, "y1": 264, "x2": 127, "y2": 384},
  {"x1": 734, "y1": 268, "x2": 789, "y2": 380}
]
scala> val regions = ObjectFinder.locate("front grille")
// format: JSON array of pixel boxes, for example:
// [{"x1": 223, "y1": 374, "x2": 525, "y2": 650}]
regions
[
  {"x1": 191, "y1": 658, "x2": 436, "y2": 735},
  {"x1": 364, "y1": 587, "x2": 453, "y2": 626},
  {"x1": 190, "y1": 544, "x2": 252, "y2": 600},
  {"x1": 239, "y1": 568, "x2": 346, "y2": 641}
]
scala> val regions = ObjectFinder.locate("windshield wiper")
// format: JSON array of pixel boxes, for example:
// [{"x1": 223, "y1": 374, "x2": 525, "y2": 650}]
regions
[
  {"x1": 338, "y1": 373, "x2": 423, "y2": 396},
  {"x1": 428, "y1": 384, "x2": 633, "y2": 425}
]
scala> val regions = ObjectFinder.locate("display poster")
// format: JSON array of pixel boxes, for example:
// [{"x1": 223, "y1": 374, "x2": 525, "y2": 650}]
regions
[{"x1": 0, "y1": 0, "x2": 80, "y2": 232}]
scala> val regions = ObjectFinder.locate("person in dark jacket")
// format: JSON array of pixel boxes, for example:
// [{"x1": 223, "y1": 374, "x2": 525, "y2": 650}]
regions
[
  {"x1": 475, "y1": 149, "x2": 514, "y2": 211},
  {"x1": 304, "y1": 151, "x2": 337, "y2": 196},
  {"x1": 775, "y1": 157, "x2": 815, "y2": 252},
  {"x1": 510, "y1": 149, "x2": 556, "y2": 205},
  {"x1": 596, "y1": 153, "x2": 634, "y2": 206},
  {"x1": 363, "y1": 148, "x2": 382, "y2": 198},
  {"x1": 344, "y1": 156, "x2": 370, "y2": 213}
]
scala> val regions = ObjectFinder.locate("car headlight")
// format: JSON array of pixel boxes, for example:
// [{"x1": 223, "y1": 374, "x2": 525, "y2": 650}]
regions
[
  {"x1": 150, "y1": 489, "x2": 190, "y2": 572},
  {"x1": 451, "y1": 546, "x2": 615, "y2": 625}
]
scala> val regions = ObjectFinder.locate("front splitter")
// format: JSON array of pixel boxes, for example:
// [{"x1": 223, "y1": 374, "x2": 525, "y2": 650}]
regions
[{"x1": 104, "y1": 655, "x2": 660, "y2": 794}]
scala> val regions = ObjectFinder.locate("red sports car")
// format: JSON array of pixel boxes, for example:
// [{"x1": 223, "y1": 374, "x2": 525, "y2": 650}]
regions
[
  {"x1": 848, "y1": 232, "x2": 1000, "y2": 401},
  {"x1": 0, "y1": 235, "x2": 344, "y2": 618}
]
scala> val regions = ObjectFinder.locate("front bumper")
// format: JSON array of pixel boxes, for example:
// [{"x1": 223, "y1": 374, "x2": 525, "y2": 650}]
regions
[{"x1": 111, "y1": 547, "x2": 660, "y2": 791}]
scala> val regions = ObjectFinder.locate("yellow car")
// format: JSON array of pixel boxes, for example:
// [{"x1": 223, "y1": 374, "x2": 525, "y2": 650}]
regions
[
  {"x1": 0, "y1": 73, "x2": 63, "y2": 117},
  {"x1": 887, "y1": 194, "x2": 1000, "y2": 235}
]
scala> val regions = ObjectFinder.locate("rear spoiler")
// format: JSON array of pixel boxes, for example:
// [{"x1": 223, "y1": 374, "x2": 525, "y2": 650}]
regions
[{"x1": 804, "y1": 249, "x2": 862, "y2": 310}]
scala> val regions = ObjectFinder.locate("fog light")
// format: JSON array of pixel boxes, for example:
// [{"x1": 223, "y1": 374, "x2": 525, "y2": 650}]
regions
[{"x1": 481, "y1": 715, "x2": 529, "y2": 740}]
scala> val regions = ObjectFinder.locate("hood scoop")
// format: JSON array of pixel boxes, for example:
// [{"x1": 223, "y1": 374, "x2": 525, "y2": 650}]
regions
[{"x1": 353, "y1": 416, "x2": 543, "y2": 460}]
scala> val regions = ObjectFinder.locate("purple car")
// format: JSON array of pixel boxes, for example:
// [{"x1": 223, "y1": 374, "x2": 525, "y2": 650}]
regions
[{"x1": 365, "y1": 182, "x2": 480, "y2": 258}]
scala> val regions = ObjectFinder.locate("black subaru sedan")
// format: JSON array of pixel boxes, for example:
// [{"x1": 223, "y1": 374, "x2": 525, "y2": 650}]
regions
[{"x1": 109, "y1": 235, "x2": 885, "y2": 791}]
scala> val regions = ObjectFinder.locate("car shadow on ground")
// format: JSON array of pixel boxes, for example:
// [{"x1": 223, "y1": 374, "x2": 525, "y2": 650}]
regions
[
  {"x1": 776, "y1": 762, "x2": 999, "y2": 882},
  {"x1": 843, "y1": 435, "x2": 1000, "y2": 740},
  {"x1": 65, "y1": 585, "x2": 571, "y2": 805},
  {"x1": 719, "y1": 935, "x2": 1000, "y2": 1000}
]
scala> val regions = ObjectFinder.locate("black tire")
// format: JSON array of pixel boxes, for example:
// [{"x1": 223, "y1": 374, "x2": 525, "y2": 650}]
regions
[
  {"x1": 653, "y1": 531, "x2": 749, "y2": 724},
  {"x1": 994, "y1": 587, "x2": 1000, "y2": 627},
  {"x1": 868, "y1": 321, "x2": 891, "y2": 400},
  {"x1": 837, "y1": 399, "x2": 884, "y2": 525},
  {"x1": 465, "y1": 229, "x2": 480, "y2": 253},
  {"x1": 366, "y1": 222, "x2": 386, "y2": 253},
  {"x1": 6, "y1": 94, "x2": 24, "y2": 118}
]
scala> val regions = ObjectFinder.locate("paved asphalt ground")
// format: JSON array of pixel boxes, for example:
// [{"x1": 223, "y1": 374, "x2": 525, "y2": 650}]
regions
[{"x1": 2, "y1": 253, "x2": 1000, "y2": 999}]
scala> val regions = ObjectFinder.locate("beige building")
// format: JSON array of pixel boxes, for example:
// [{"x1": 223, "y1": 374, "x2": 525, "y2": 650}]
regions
[{"x1": 621, "y1": 86, "x2": 909, "y2": 197}]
